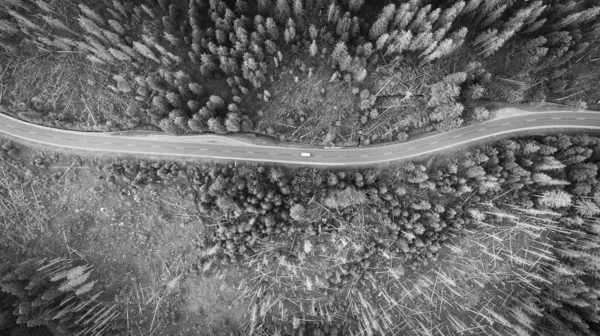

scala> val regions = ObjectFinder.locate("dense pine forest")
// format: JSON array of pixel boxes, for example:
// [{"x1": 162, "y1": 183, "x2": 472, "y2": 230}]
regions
[
  {"x1": 1, "y1": 0, "x2": 599, "y2": 144},
  {"x1": 1, "y1": 0, "x2": 600, "y2": 336}
]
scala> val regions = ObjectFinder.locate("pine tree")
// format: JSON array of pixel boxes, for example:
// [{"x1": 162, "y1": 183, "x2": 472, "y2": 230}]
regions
[
  {"x1": 309, "y1": 39, "x2": 318, "y2": 56},
  {"x1": 375, "y1": 33, "x2": 389, "y2": 50},
  {"x1": 385, "y1": 30, "x2": 412, "y2": 56},
  {"x1": 258, "y1": 0, "x2": 271, "y2": 15},
  {"x1": 348, "y1": 0, "x2": 364, "y2": 13},
  {"x1": 78, "y1": 4, "x2": 105, "y2": 26},
  {"x1": 409, "y1": 31, "x2": 433, "y2": 51},
  {"x1": 327, "y1": 2, "x2": 338, "y2": 23},
  {"x1": 275, "y1": 0, "x2": 291, "y2": 24},
  {"x1": 539, "y1": 190, "x2": 573, "y2": 208},
  {"x1": 265, "y1": 17, "x2": 279, "y2": 40},
  {"x1": 435, "y1": 1, "x2": 465, "y2": 30},
  {"x1": 133, "y1": 41, "x2": 159, "y2": 62},
  {"x1": 107, "y1": 19, "x2": 124, "y2": 34},
  {"x1": 462, "y1": 0, "x2": 483, "y2": 16},
  {"x1": 293, "y1": 0, "x2": 304, "y2": 21},
  {"x1": 369, "y1": 4, "x2": 396, "y2": 40},
  {"x1": 392, "y1": 3, "x2": 415, "y2": 31},
  {"x1": 336, "y1": 13, "x2": 352, "y2": 41},
  {"x1": 569, "y1": 7, "x2": 600, "y2": 29},
  {"x1": 408, "y1": 4, "x2": 432, "y2": 32},
  {"x1": 481, "y1": 4, "x2": 507, "y2": 29}
]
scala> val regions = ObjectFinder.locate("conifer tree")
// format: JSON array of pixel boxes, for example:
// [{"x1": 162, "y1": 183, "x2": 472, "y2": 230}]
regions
[
  {"x1": 435, "y1": 1, "x2": 465, "y2": 30},
  {"x1": 79, "y1": 4, "x2": 106, "y2": 26},
  {"x1": 309, "y1": 39, "x2": 318, "y2": 56},
  {"x1": 391, "y1": 3, "x2": 415, "y2": 31},
  {"x1": 265, "y1": 17, "x2": 279, "y2": 40},
  {"x1": 336, "y1": 13, "x2": 352, "y2": 41},
  {"x1": 275, "y1": 0, "x2": 291, "y2": 24},
  {"x1": 481, "y1": 4, "x2": 507, "y2": 29},
  {"x1": 293, "y1": 0, "x2": 304, "y2": 22},
  {"x1": 408, "y1": 4, "x2": 431, "y2": 32},
  {"x1": 258, "y1": 0, "x2": 272, "y2": 15},
  {"x1": 133, "y1": 41, "x2": 159, "y2": 63},
  {"x1": 369, "y1": 4, "x2": 396, "y2": 40},
  {"x1": 348, "y1": 0, "x2": 364, "y2": 13},
  {"x1": 327, "y1": 2, "x2": 338, "y2": 23},
  {"x1": 462, "y1": 0, "x2": 483, "y2": 16},
  {"x1": 539, "y1": 190, "x2": 573, "y2": 208}
]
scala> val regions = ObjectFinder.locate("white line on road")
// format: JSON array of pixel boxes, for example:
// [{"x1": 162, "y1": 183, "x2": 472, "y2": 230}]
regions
[
  {"x1": 576, "y1": 118, "x2": 586, "y2": 120},
  {"x1": 360, "y1": 154, "x2": 369, "y2": 157},
  {"x1": 500, "y1": 123, "x2": 511, "y2": 126},
  {"x1": 7, "y1": 125, "x2": 14, "y2": 128},
  {"x1": 222, "y1": 150, "x2": 231, "y2": 152},
  {"x1": 384, "y1": 152, "x2": 393, "y2": 155},
  {"x1": 151, "y1": 145, "x2": 160, "y2": 148},
  {"x1": 431, "y1": 141, "x2": 439, "y2": 144},
  {"x1": 476, "y1": 128, "x2": 487, "y2": 132},
  {"x1": 452, "y1": 135, "x2": 461, "y2": 139},
  {"x1": 29, "y1": 131, "x2": 36, "y2": 134},
  {"x1": 175, "y1": 147, "x2": 184, "y2": 150},
  {"x1": 551, "y1": 117, "x2": 561, "y2": 120},
  {"x1": 525, "y1": 119, "x2": 537, "y2": 122},
  {"x1": 407, "y1": 147, "x2": 416, "y2": 150}
]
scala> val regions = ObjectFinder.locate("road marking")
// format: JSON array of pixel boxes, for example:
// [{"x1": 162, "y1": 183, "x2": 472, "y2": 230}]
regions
[
  {"x1": 246, "y1": 151, "x2": 254, "y2": 154},
  {"x1": 384, "y1": 152, "x2": 393, "y2": 155},
  {"x1": 197, "y1": 148, "x2": 207, "y2": 151},
  {"x1": 222, "y1": 150, "x2": 231, "y2": 152},
  {"x1": 453, "y1": 135, "x2": 461, "y2": 139},
  {"x1": 477, "y1": 128, "x2": 487, "y2": 132},
  {"x1": 525, "y1": 119, "x2": 536, "y2": 122},
  {"x1": 7, "y1": 125, "x2": 14, "y2": 128},
  {"x1": 53, "y1": 136, "x2": 62, "y2": 140},
  {"x1": 501, "y1": 123, "x2": 511, "y2": 126},
  {"x1": 175, "y1": 147, "x2": 184, "y2": 150},
  {"x1": 576, "y1": 118, "x2": 586, "y2": 120},
  {"x1": 268, "y1": 152, "x2": 278, "y2": 155},
  {"x1": 431, "y1": 141, "x2": 439, "y2": 144},
  {"x1": 151, "y1": 145, "x2": 160, "y2": 148},
  {"x1": 360, "y1": 154, "x2": 369, "y2": 157},
  {"x1": 29, "y1": 131, "x2": 36, "y2": 134},
  {"x1": 126, "y1": 144, "x2": 136, "y2": 146},
  {"x1": 407, "y1": 147, "x2": 416, "y2": 150},
  {"x1": 81, "y1": 140, "x2": 87, "y2": 143},
  {"x1": 551, "y1": 117, "x2": 561, "y2": 120}
]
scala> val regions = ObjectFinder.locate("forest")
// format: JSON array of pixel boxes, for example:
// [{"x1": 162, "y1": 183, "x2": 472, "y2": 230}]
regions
[
  {"x1": 1, "y1": 0, "x2": 600, "y2": 336},
  {"x1": 2, "y1": 129, "x2": 600, "y2": 335},
  {"x1": 0, "y1": 0, "x2": 599, "y2": 144}
]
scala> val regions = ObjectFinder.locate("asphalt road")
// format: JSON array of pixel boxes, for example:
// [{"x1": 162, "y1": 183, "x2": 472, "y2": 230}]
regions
[{"x1": 0, "y1": 110, "x2": 599, "y2": 166}]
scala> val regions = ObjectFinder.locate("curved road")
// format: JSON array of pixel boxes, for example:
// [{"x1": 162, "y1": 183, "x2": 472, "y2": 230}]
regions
[{"x1": 0, "y1": 110, "x2": 599, "y2": 166}]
